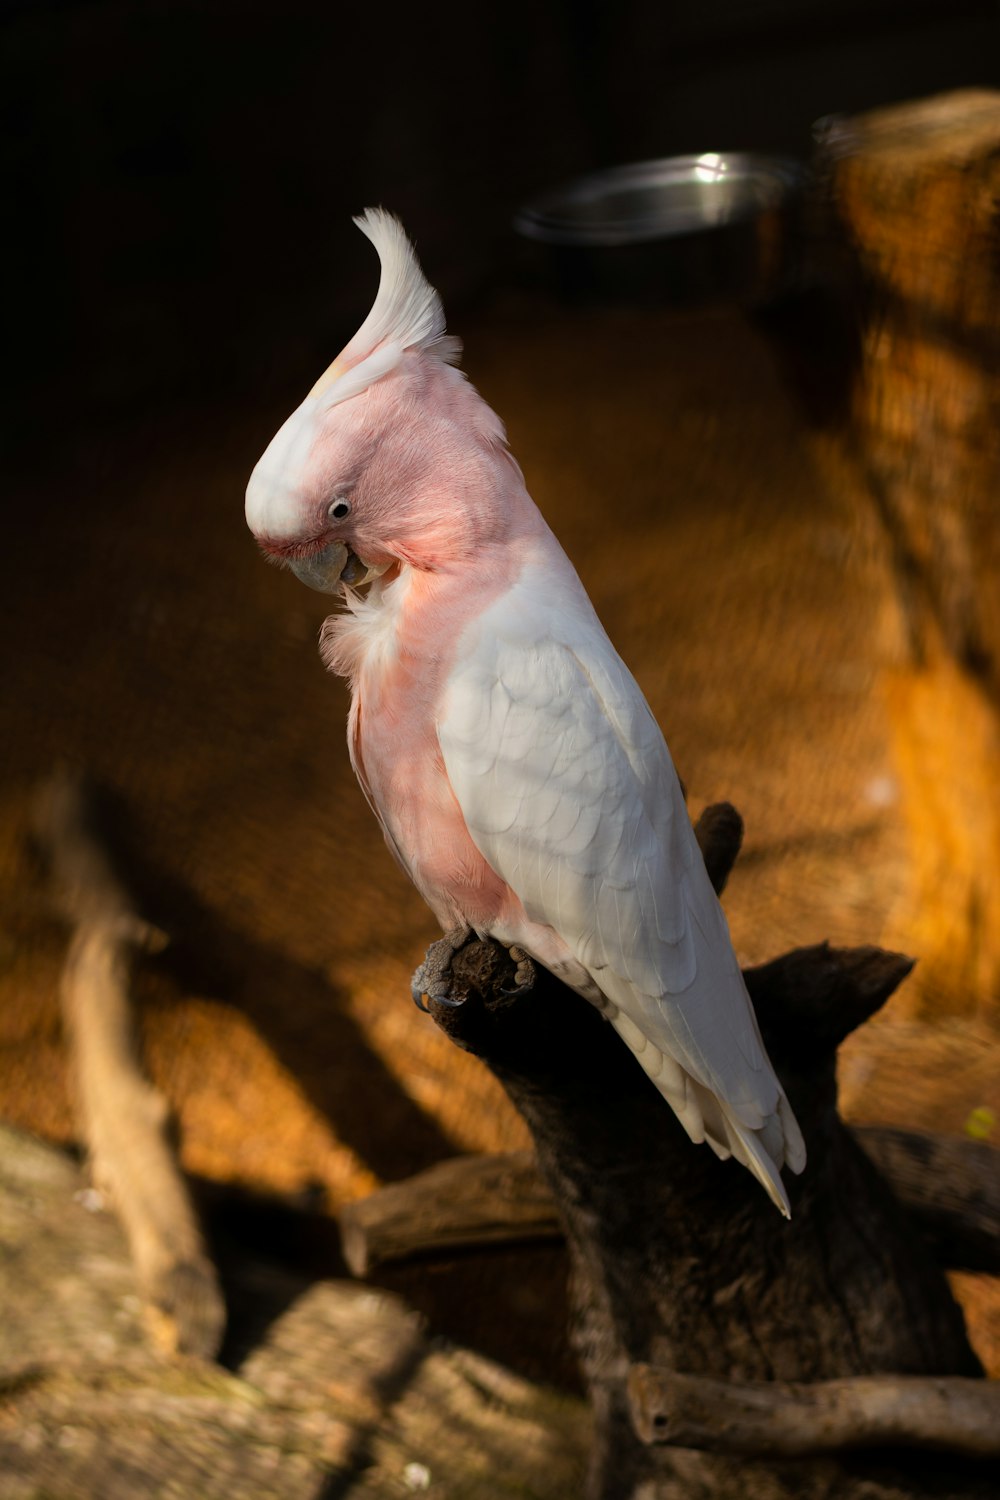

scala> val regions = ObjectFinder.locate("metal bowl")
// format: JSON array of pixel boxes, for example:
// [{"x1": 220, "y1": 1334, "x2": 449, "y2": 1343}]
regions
[{"x1": 514, "y1": 152, "x2": 807, "y2": 306}]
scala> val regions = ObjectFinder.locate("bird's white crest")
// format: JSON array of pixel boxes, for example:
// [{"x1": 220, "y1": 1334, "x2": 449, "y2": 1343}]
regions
[{"x1": 311, "y1": 208, "x2": 462, "y2": 408}]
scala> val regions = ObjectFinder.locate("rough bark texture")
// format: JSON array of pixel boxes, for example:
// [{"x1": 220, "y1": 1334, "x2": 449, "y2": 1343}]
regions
[
  {"x1": 818, "y1": 89, "x2": 1000, "y2": 1019},
  {"x1": 424, "y1": 809, "x2": 992, "y2": 1500},
  {"x1": 0, "y1": 1124, "x2": 588, "y2": 1499}
]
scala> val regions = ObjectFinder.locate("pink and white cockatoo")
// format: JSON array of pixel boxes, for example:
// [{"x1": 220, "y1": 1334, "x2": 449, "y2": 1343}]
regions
[{"x1": 245, "y1": 209, "x2": 806, "y2": 1214}]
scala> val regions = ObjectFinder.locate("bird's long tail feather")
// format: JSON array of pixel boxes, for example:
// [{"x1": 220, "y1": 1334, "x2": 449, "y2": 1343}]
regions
[{"x1": 610, "y1": 1017, "x2": 804, "y2": 1218}]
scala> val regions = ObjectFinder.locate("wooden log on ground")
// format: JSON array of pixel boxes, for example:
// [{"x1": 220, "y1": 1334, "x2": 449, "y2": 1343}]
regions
[
  {"x1": 420, "y1": 803, "x2": 992, "y2": 1500},
  {"x1": 818, "y1": 89, "x2": 1000, "y2": 1020},
  {"x1": 339, "y1": 1149, "x2": 561, "y2": 1276},
  {"x1": 338, "y1": 1126, "x2": 1000, "y2": 1278},
  {"x1": 627, "y1": 1368, "x2": 1000, "y2": 1460},
  {"x1": 32, "y1": 768, "x2": 225, "y2": 1360}
]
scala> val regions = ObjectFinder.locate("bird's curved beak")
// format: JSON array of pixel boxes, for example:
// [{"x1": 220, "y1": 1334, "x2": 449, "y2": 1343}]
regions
[{"x1": 288, "y1": 541, "x2": 390, "y2": 595}]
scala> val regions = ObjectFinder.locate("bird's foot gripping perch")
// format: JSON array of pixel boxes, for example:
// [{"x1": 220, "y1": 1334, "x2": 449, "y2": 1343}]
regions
[
  {"x1": 501, "y1": 945, "x2": 536, "y2": 997},
  {"x1": 412, "y1": 926, "x2": 473, "y2": 1011}
]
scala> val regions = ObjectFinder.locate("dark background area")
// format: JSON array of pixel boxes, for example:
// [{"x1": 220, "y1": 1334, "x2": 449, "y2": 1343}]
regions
[{"x1": 5, "y1": 0, "x2": 1000, "y2": 457}]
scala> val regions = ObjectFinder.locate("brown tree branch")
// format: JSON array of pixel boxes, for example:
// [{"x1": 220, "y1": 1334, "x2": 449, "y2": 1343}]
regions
[
  {"x1": 339, "y1": 1149, "x2": 560, "y2": 1277},
  {"x1": 627, "y1": 1366, "x2": 1000, "y2": 1460},
  {"x1": 693, "y1": 801, "x2": 744, "y2": 896}
]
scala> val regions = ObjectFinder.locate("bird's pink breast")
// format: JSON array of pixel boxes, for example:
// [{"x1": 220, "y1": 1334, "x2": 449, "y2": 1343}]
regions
[{"x1": 335, "y1": 563, "x2": 524, "y2": 937}]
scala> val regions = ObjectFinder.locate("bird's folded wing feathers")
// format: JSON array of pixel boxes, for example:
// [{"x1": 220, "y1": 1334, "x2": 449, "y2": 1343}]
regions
[{"x1": 437, "y1": 598, "x2": 797, "y2": 1157}]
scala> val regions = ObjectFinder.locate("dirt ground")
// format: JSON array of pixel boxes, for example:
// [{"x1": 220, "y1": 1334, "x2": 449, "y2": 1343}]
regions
[{"x1": 1, "y1": 296, "x2": 997, "y2": 1380}]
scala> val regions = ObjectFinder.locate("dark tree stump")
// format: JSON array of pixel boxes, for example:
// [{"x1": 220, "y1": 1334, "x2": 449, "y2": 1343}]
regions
[{"x1": 423, "y1": 810, "x2": 989, "y2": 1500}]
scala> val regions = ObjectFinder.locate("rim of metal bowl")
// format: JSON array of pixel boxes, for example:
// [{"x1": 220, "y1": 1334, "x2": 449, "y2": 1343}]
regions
[{"x1": 514, "y1": 153, "x2": 806, "y2": 248}]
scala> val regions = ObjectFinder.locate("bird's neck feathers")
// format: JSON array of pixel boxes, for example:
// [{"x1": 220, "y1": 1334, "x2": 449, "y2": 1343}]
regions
[
  {"x1": 321, "y1": 365, "x2": 537, "y2": 688},
  {"x1": 367, "y1": 355, "x2": 537, "y2": 565},
  {"x1": 321, "y1": 565, "x2": 415, "y2": 689},
  {"x1": 320, "y1": 508, "x2": 524, "y2": 694}
]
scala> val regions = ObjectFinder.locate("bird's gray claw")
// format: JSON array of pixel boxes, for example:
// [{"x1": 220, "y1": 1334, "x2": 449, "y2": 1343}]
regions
[
  {"x1": 411, "y1": 977, "x2": 466, "y2": 1012},
  {"x1": 411, "y1": 927, "x2": 472, "y2": 1013},
  {"x1": 410, "y1": 969, "x2": 451, "y2": 1011}
]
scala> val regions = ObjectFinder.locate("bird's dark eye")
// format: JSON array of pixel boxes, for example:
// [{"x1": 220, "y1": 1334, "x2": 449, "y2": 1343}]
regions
[{"x1": 328, "y1": 498, "x2": 351, "y2": 521}]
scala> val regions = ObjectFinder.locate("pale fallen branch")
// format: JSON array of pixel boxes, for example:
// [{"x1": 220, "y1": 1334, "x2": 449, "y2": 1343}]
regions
[
  {"x1": 627, "y1": 1365, "x2": 1000, "y2": 1459},
  {"x1": 33, "y1": 768, "x2": 225, "y2": 1360}
]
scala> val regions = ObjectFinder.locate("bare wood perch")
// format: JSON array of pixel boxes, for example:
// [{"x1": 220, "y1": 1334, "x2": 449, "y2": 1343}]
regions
[
  {"x1": 628, "y1": 1366, "x2": 1000, "y2": 1460},
  {"x1": 33, "y1": 768, "x2": 225, "y2": 1360},
  {"x1": 419, "y1": 824, "x2": 989, "y2": 1496}
]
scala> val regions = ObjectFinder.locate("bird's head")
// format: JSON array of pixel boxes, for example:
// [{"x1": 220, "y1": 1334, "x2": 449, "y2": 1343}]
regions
[{"x1": 246, "y1": 209, "x2": 507, "y2": 592}]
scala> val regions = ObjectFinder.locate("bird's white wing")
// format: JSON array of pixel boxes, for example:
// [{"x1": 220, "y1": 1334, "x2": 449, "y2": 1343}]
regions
[{"x1": 438, "y1": 574, "x2": 804, "y2": 1208}]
